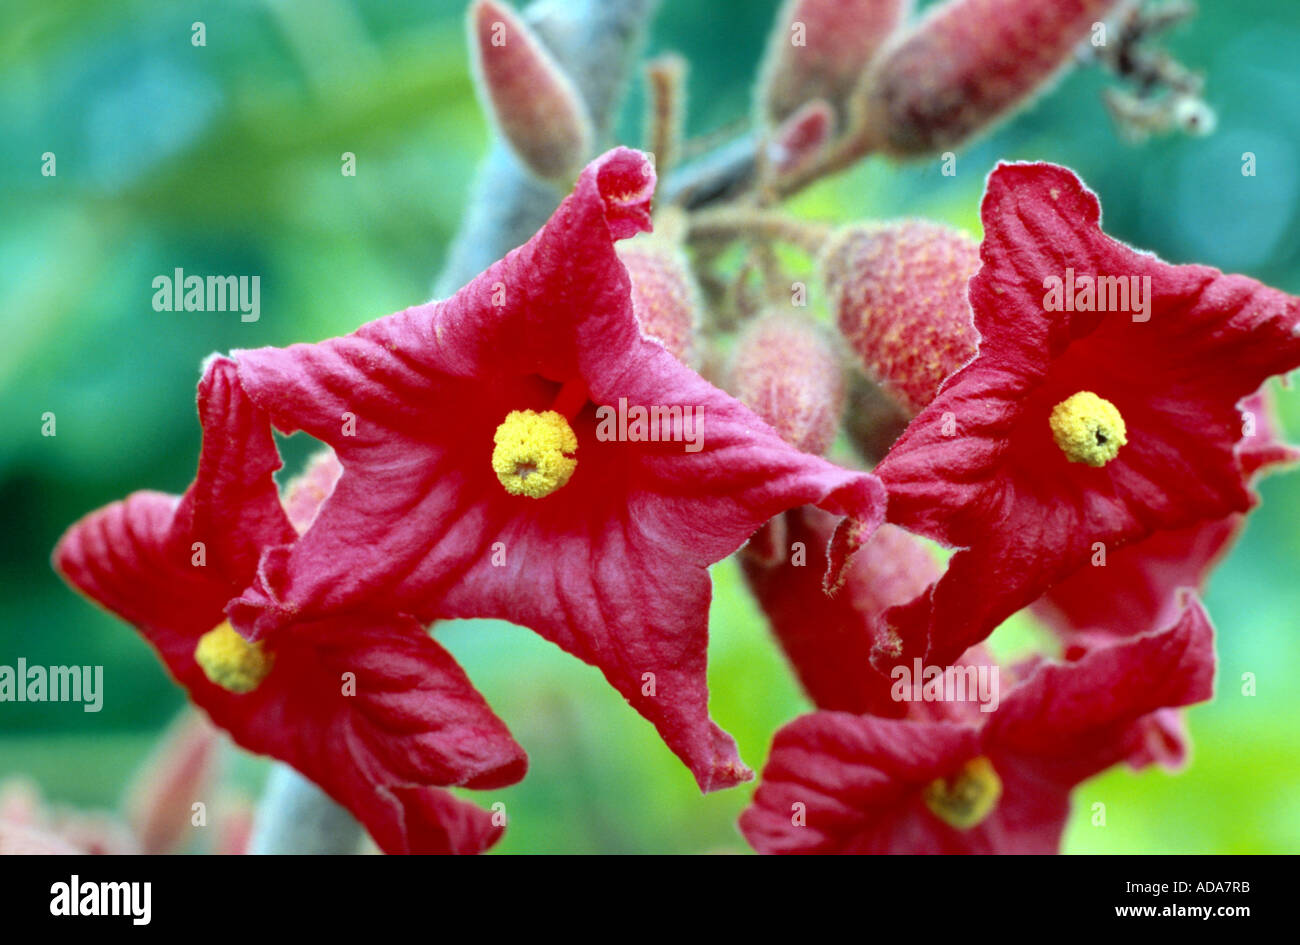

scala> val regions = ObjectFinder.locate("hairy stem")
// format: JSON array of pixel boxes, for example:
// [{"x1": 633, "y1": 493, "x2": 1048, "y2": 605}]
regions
[
  {"x1": 688, "y1": 206, "x2": 835, "y2": 255},
  {"x1": 435, "y1": 0, "x2": 660, "y2": 296},
  {"x1": 249, "y1": 767, "x2": 363, "y2": 855}
]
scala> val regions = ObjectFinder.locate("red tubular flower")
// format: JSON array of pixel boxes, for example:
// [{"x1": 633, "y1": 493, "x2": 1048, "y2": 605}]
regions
[
  {"x1": 874, "y1": 162, "x2": 1300, "y2": 668},
  {"x1": 739, "y1": 595, "x2": 1215, "y2": 854},
  {"x1": 1028, "y1": 391, "x2": 1294, "y2": 773},
  {"x1": 53, "y1": 358, "x2": 525, "y2": 855},
  {"x1": 1033, "y1": 390, "x2": 1298, "y2": 640},
  {"x1": 741, "y1": 509, "x2": 938, "y2": 717},
  {"x1": 227, "y1": 148, "x2": 885, "y2": 793}
]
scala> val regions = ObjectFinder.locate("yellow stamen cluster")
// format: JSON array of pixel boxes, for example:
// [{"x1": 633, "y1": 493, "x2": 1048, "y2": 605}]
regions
[
  {"x1": 1049, "y1": 390, "x2": 1127, "y2": 467},
  {"x1": 194, "y1": 621, "x2": 274, "y2": 694},
  {"x1": 923, "y1": 756, "x2": 1002, "y2": 830},
  {"x1": 491, "y1": 409, "x2": 578, "y2": 498}
]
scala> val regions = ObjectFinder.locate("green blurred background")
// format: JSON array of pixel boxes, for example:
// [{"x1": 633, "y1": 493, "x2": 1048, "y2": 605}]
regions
[{"x1": 2, "y1": 0, "x2": 1298, "y2": 853}]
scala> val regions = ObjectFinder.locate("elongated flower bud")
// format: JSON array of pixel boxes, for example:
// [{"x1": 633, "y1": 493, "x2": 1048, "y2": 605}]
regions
[
  {"x1": 125, "y1": 710, "x2": 221, "y2": 854},
  {"x1": 215, "y1": 793, "x2": 255, "y2": 856},
  {"x1": 759, "y1": 0, "x2": 911, "y2": 125},
  {"x1": 728, "y1": 313, "x2": 845, "y2": 455},
  {"x1": 822, "y1": 221, "x2": 979, "y2": 415},
  {"x1": 470, "y1": 0, "x2": 593, "y2": 182},
  {"x1": 617, "y1": 234, "x2": 702, "y2": 367},
  {"x1": 766, "y1": 98, "x2": 835, "y2": 182},
  {"x1": 855, "y1": 0, "x2": 1122, "y2": 156},
  {"x1": 282, "y1": 448, "x2": 344, "y2": 534}
]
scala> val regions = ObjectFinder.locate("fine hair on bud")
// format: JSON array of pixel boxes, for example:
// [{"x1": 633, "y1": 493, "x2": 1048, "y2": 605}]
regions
[
  {"x1": 766, "y1": 99, "x2": 836, "y2": 183},
  {"x1": 758, "y1": 0, "x2": 911, "y2": 127},
  {"x1": 469, "y1": 0, "x2": 594, "y2": 182},
  {"x1": 822, "y1": 220, "x2": 980, "y2": 415},
  {"x1": 853, "y1": 0, "x2": 1124, "y2": 157},
  {"x1": 728, "y1": 312, "x2": 846, "y2": 455},
  {"x1": 617, "y1": 233, "x2": 704, "y2": 368}
]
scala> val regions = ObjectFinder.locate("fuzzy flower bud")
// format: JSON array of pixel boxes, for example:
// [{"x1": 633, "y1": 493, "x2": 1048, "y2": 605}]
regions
[
  {"x1": 759, "y1": 0, "x2": 911, "y2": 126},
  {"x1": 855, "y1": 0, "x2": 1123, "y2": 156},
  {"x1": 728, "y1": 313, "x2": 845, "y2": 455},
  {"x1": 125, "y1": 710, "x2": 221, "y2": 854},
  {"x1": 283, "y1": 448, "x2": 344, "y2": 535},
  {"x1": 766, "y1": 98, "x2": 835, "y2": 182},
  {"x1": 822, "y1": 221, "x2": 979, "y2": 415},
  {"x1": 469, "y1": 0, "x2": 593, "y2": 182},
  {"x1": 617, "y1": 233, "x2": 703, "y2": 368}
]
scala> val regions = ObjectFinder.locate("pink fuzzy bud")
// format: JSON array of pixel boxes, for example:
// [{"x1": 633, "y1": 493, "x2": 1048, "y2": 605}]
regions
[
  {"x1": 125, "y1": 710, "x2": 221, "y2": 855},
  {"x1": 856, "y1": 0, "x2": 1122, "y2": 156},
  {"x1": 215, "y1": 794, "x2": 255, "y2": 856},
  {"x1": 617, "y1": 234, "x2": 702, "y2": 367},
  {"x1": 766, "y1": 99, "x2": 835, "y2": 182},
  {"x1": 760, "y1": 0, "x2": 911, "y2": 125},
  {"x1": 822, "y1": 221, "x2": 979, "y2": 415},
  {"x1": 470, "y1": 0, "x2": 593, "y2": 182},
  {"x1": 282, "y1": 448, "x2": 344, "y2": 534},
  {"x1": 728, "y1": 313, "x2": 845, "y2": 455}
]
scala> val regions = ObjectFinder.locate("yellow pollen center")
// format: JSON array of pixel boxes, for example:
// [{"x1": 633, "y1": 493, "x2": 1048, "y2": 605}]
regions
[
  {"x1": 491, "y1": 409, "x2": 578, "y2": 498},
  {"x1": 923, "y1": 756, "x2": 1002, "y2": 830},
  {"x1": 194, "y1": 621, "x2": 274, "y2": 693},
  {"x1": 1049, "y1": 390, "x2": 1127, "y2": 467}
]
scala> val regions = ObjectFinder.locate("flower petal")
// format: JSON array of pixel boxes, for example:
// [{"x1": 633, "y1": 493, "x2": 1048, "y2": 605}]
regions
[
  {"x1": 985, "y1": 593, "x2": 1215, "y2": 784},
  {"x1": 1033, "y1": 389, "x2": 1298, "y2": 638},
  {"x1": 739, "y1": 712, "x2": 980, "y2": 854},
  {"x1": 53, "y1": 364, "x2": 523, "y2": 854},
  {"x1": 173, "y1": 356, "x2": 298, "y2": 584},
  {"x1": 876, "y1": 162, "x2": 1300, "y2": 664},
  {"x1": 386, "y1": 785, "x2": 503, "y2": 855},
  {"x1": 742, "y1": 511, "x2": 935, "y2": 716},
  {"x1": 228, "y1": 147, "x2": 884, "y2": 791}
]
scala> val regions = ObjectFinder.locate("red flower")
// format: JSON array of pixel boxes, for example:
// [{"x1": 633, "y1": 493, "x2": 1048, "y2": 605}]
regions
[
  {"x1": 739, "y1": 595, "x2": 1215, "y2": 854},
  {"x1": 227, "y1": 148, "x2": 885, "y2": 792},
  {"x1": 54, "y1": 358, "x2": 524, "y2": 855},
  {"x1": 1033, "y1": 391, "x2": 1298, "y2": 641},
  {"x1": 873, "y1": 162, "x2": 1300, "y2": 668},
  {"x1": 741, "y1": 509, "x2": 938, "y2": 718},
  {"x1": 1026, "y1": 394, "x2": 1293, "y2": 773}
]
